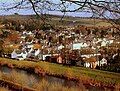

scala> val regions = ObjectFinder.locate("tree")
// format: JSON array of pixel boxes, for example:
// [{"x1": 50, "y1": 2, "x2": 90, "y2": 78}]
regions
[
  {"x1": 14, "y1": 13, "x2": 19, "y2": 15},
  {"x1": 7, "y1": 32, "x2": 20, "y2": 44},
  {"x1": 1, "y1": 0, "x2": 120, "y2": 25}
]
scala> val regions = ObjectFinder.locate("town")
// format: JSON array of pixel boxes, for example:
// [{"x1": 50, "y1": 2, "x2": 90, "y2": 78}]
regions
[
  {"x1": 0, "y1": 0, "x2": 120, "y2": 91},
  {"x1": 0, "y1": 16, "x2": 120, "y2": 72}
]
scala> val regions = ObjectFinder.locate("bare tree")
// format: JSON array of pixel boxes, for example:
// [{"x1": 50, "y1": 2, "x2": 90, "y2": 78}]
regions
[{"x1": 0, "y1": 0, "x2": 120, "y2": 25}]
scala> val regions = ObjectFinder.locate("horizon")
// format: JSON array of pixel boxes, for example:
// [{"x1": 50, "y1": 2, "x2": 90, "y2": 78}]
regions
[
  {"x1": 0, "y1": 13, "x2": 111, "y2": 20},
  {"x1": 0, "y1": 0, "x2": 119, "y2": 19}
]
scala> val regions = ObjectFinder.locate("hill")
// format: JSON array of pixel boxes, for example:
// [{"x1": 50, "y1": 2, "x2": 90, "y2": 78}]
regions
[{"x1": 0, "y1": 14, "x2": 115, "y2": 27}]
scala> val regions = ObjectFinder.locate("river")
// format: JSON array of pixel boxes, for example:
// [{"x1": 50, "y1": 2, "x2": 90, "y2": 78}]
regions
[{"x1": 0, "y1": 66, "x2": 115, "y2": 91}]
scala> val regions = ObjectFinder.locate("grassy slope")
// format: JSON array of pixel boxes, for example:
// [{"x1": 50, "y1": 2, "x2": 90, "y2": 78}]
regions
[{"x1": 0, "y1": 58, "x2": 120, "y2": 87}]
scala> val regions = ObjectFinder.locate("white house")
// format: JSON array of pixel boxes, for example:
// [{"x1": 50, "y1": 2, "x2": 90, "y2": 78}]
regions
[
  {"x1": 35, "y1": 49, "x2": 40, "y2": 56},
  {"x1": 27, "y1": 31, "x2": 33, "y2": 35},
  {"x1": 83, "y1": 57, "x2": 107, "y2": 68},
  {"x1": 11, "y1": 50, "x2": 17, "y2": 59},
  {"x1": 26, "y1": 40, "x2": 34, "y2": 45},
  {"x1": 84, "y1": 62, "x2": 91, "y2": 68},
  {"x1": 30, "y1": 49, "x2": 40, "y2": 57},
  {"x1": 23, "y1": 31, "x2": 27, "y2": 35},
  {"x1": 108, "y1": 40, "x2": 114, "y2": 44},
  {"x1": 11, "y1": 50, "x2": 28, "y2": 60},
  {"x1": 43, "y1": 54, "x2": 52, "y2": 60},
  {"x1": 101, "y1": 41, "x2": 107, "y2": 46},
  {"x1": 81, "y1": 53, "x2": 101, "y2": 58},
  {"x1": 112, "y1": 53, "x2": 118, "y2": 59},
  {"x1": 73, "y1": 43, "x2": 88, "y2": 50},
  {"x1": 21, "y1": 51, "x2": 28, "y2": 59},
  {"x1": 26, "y1": 44, "x2": 34, "y2": 48},
  {"x1": 97, "y1": 58, "x2": 107, "y2": 66},
  {"x1": 21, "y1": 36, "x2": 26, "y2": 39},
  {"x1": 58, "y1": 45, "x2": 64, "y2": 50},
  {"x1": 25, "y1": 48, "x2": 33, "y2": 54}
]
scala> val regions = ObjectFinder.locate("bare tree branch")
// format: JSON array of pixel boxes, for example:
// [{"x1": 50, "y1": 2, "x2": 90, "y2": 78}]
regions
[
  {"x1": 28, "y1": 0, "x2": 39, "y2": 16},
  {"x1": 0, "y1": 0, "x2": 119, "y2": 25}
]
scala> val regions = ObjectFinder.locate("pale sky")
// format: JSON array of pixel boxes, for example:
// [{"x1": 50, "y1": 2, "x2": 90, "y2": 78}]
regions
[
  {"x1": 0, "y1": 0, "x2": 93, "y2": 17},
  {"x1": 0, "y1": 0, "x2": 119, "y2": 19}
]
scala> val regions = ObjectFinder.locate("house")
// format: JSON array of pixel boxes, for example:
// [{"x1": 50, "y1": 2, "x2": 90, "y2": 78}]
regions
[
  {"x1": 43, "y1": 54, "x2": 52, "y2": 60},
  {"x1": 83, "y1": 56, "x2": 107, "y2": 68},
  {"x1": 58, "y1": 45, "x2": 64, "y2": 50},
  {"x1": 80, "y1": 48, "x2": 101, "y2": 58},
  {"x1": 29, "y1": 49, "x2": 40, "y2": 58},
  {"x1": 21, "y1": 50, "x2": 28, "y2": 59},
  {"x1": 26, "y1": 48, "x2": 33, "y2": 54},
  {"x1": 101, "y1": 41, "x2": 107, "y2": 46},
  {"x1": 72, "y1": 43, "x2": 88, "y2": 50},
  {"x1": 23, "y1": 30, "x2": 27, "y2": 35},
  {"x1": 17, "y1": 55, "x2": 25, "y2": 60},
  {"x1": 26, "y1": 31, "x2": 33, "y2": 35},
  {"x1": 98, "y1": 58, "x2": 107, "y2": 66},
  {"x1": 11, "y1": 50, "x2": 17, "y2": 59},
  {"x1": 26, "y1": 40, "x2": 34, "y2": 45},
  {"x1": 35, "y1": 49, "x2": 40, "y2": 56},
  {"x1": 83, "y1": 57, "x2": 97, "y2": 69},
  {"x1": 11, "y1": 50, "x2": 28, "y2": 60},
  {"x1": 57, "y1": 55, "x2": 62, "y2": 64},
  {"x1": 26, "y1": 44, "x2": 34, "y2": 48},
  {"x1": 81, "y1": 53, "x2": 101, "y2": 58},
  {"x1": 112, "y1": 53, "x2": 118, "y2": 59}
]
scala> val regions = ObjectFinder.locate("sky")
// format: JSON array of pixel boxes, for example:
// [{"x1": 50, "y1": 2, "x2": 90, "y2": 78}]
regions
[
  {"x1": 0, "y1": 0, "x2": 119, "y2": 19},
  {"x1": 0, "y1": 0, "x2": 34, "y2": 15},
  {"x1": 0, "y1": 0, "x2": 94, "y2": 17}
]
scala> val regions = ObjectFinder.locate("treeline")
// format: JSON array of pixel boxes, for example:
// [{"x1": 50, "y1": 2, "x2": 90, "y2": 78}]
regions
[{"x1": 0, "y1": 17, "x2": 54, "y2": 31}]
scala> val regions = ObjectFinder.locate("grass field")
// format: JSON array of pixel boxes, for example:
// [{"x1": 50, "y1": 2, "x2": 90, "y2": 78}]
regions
[{"x1": 0, "y1": 58, "x2": 120, "y2": 88}]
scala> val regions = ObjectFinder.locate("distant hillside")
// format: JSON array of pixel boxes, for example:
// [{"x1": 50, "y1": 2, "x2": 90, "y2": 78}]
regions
[{"x1": 0, "y1": 14, "x2": 114, "y2": 27}]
